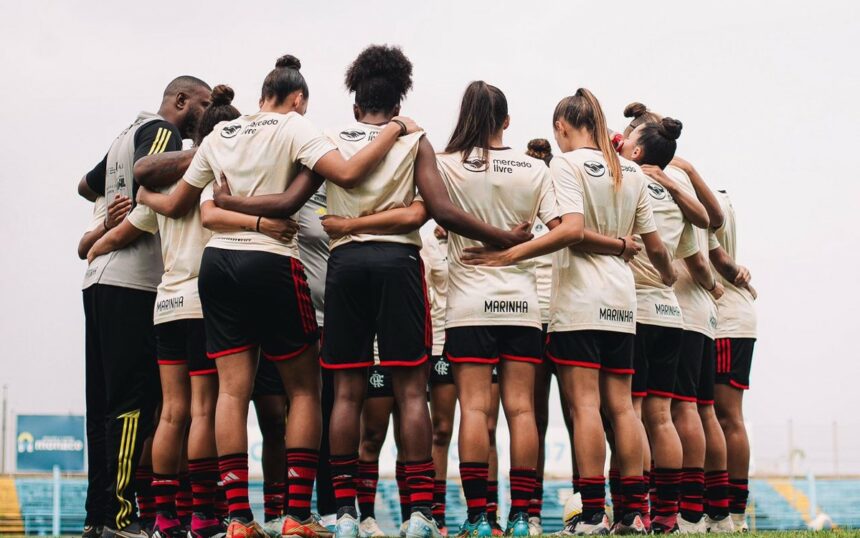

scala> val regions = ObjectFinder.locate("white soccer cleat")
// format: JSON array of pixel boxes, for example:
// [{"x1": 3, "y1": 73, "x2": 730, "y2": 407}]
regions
[
  {"x1": 358, "y1": 517, "x2": 385, "y2": 538},
  {"x1": 729, "y1": 513, "x2": 749, "y2": 533},
  {"x1": 563, "y1": 492, "x2": 584, "y2": 525},
  {"x1": 527, "y1": 517, "x2": 542, "y2": 537},
  {"x1": 704, "y1": 514, "x2": 735, "y2": 533},
  {"x1": 675, "y1": 515, "x2": 706, "y2": 534}
]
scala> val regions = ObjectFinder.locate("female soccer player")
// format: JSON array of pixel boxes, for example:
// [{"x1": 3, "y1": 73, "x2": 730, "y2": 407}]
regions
[
  {"x1": 133, "y1": 54, "x2": 424, "y2": 538},
  {"x1": 464, "y1": 88, "x2": 676, "y2": 535},
  {"x1": 617, "y1": 114, "x2": 715, "y2": 533},
  {"x1": 436, "y1": 81, "x2": 585, "y2": 538},
  {"x1": 709, "y1": 191, "x2": 757, "y2": 532},
  {"x1": 208, "y1": 47, "x2": 531, "y2": 538},
  {"x1": 88, "y1": 85, "x2": 241, "y2": 538}
]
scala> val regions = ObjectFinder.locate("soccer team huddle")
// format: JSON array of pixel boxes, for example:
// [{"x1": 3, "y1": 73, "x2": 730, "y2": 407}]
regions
[{"x1": 76, "y1": 44, "x2": 757, "y2": 538}]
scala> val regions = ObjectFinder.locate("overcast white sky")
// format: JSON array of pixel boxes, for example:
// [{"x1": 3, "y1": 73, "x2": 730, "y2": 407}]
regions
[{"x1": 1, "y1": 1, "x2": 858, "y2": 473}]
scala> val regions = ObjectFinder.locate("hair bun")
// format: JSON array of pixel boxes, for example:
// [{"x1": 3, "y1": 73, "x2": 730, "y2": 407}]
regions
[
  {"x1": 661, "y1": 117, "x2": 683, "y2": 140},
  {"x1": 210, "y1": 84, "x2": 235, "y2": 106},
  {"x1": 527, "y1": 138, "x2": 551, "y2": 154},
  {"x1": 624, "y1": 102, "x2": 648, "y2": 119},
  {"x1": 275, "y1": 54, "x2": 301, "y2": 70}
]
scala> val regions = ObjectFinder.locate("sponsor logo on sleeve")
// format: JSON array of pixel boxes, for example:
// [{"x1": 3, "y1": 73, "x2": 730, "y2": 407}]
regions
[
  {"x1": 583, "y1": 161, "x2": 605, "y2": 177},
  {"x1": 339, "y1": 129, "x2": 367, "y2": 142},
  {"x1": 647, "y1": 183, "x2": 668, "y2": 200}
]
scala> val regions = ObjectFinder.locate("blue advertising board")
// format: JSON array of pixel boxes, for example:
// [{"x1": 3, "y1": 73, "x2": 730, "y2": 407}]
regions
[{"x1": 16, "y1": 415, "x2": 85, "y2": 472}]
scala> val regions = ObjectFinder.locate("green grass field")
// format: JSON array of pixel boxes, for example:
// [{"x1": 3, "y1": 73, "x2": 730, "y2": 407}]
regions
[{"x1": 11, "y1": 533, "x2": 860, "y2": 537}]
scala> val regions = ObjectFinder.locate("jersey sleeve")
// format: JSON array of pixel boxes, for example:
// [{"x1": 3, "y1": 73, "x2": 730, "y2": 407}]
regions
[
  {"x1": 289, "y1": 115, "x2": 337, "y2": 170},
  {"x1": 87, "y1": 197, "x2": 108, "y2": 232},
  {"x1": 198, "y1": 182, "x2": 215, "y2": 206},
  {"x1": 183, "y1": 138, "x2": 216, "y2": 189},
  {"x1": 536, "y1": 168, "x2": 561, "y2": 224},
  {"x1": 708, "y1": 229, "x2": 721, "y2": 251},
  {"x1": 133, "y1": 121, "x2": 183, "y2": 163},
  {"x1": 549, "y1": 157, "x2": 584, "y2": 216},
  {"x1": 85, "y1": 153, "x2": 108, "y2": 195},
  {"x1": 126, "y1": 204, "x2": 159, "y2": 234},
  {"x1": 676, "y1": 222, "x2": 700, "y2": 259},
  {"x1": 633, "y1": 179, "x2": 658, "y2": 234}
]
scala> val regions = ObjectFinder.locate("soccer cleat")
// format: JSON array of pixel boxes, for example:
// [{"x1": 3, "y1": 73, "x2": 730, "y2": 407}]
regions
[
  {"x1": 102, "y1": 522, "x2": 153, "y2": 538},
  {"x1": 152, "y1": 517, "x2": 188, "y2": 538},
  {"x1": 553, "y1": 514, "x2": 581, "y2": 536},
  {"x1": 489, "y1": 521, "x2": 504, "y2": 537},
  {"x1": 675, "y1": 515, "x2": 706, "y2": 534},
  {"x1": 648, "y1": 514, "x2": 677, "y2": 535},
  {"x1": 405, "y1": 511, "x2": 443, "y2": 538},
  {"x1": 358, "y1": 517, "x2": 385, "y2": 538},
  {"x1": 563, "y1": 493, "x2": 583, "y2": 526},
  {"x1": 83, "y1": 525, "x2": 104, "y2": 538},
  {"x1": 190, "y1": 514, "x2": 227, "y2": 538},
  {"x1": 281, "y1": 515, "x2": 333, "y2": 538},
  {"x1": 730, "y1": 513, "x2": 749, "y2": 533},
  {"x1": 527, "y1": 517, "x2": 542, "y2": 537},
  {"x1": 225, "y1": 519, "x2": 266, "y2": 538},
  {"x1": 608, "y1": 512, "x2": 646, "y2": 535},
  {"x1": 335, "y1": 513, "x2": 359, "y2": 538},
  {"x1": 400, "y1": 521, "x2": 409, "y2": 538},
  {"x1": 503, "y1": 513, "x2": 530, "y2": 537},
  {"x1": 262, "y1": 517, "x2": 284, "y2": 538},
  {"x1": 571, "y1": 512, "x2": 610, "y2": 535},
  {"x1": 703, "y1": 514, "x2": 735, "y2": 533},
  {"x1": 455, "y1": 514, "x2": 493, "y2": 538}
]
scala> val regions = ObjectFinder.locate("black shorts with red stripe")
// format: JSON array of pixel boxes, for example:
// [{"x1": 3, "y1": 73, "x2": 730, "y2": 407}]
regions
[
  {"x1": 715, "y1": 338, "x2": 755, "y2": 390},
  {"x1": 632, "y1": 323, "x2": 684, "y2": 398},
  {"x1": 445, "y1": 325, "x2": 543, "y2": 365},
  {"x1": 673, "y1": 330, "x2": 716, "y2": 405},
  {"x1": 198, "y1": 247, "x2": 318, "y2": 362},
  {"x1": 155, "y1": 318, "x2": 215, "y2": 376},
  {"x1": 546, "y1": 330, "x2": 635, "y2": 374},
  {"x1": 320, "y1": 242, "x2": 429, "y2": 369}
]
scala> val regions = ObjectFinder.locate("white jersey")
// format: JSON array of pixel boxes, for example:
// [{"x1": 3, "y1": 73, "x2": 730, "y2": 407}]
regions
[
  {"x1": 665, "y1": 165, "x2": 718, "y2": 338},
  {"x1": 420, "y1": 222, "x2": 448, "y2": 356},
  {"x1": 549, "y1": 149, "x2": 656, "y2": 334},
  {"x1": 436, "y1": 148, "x2": 559, "y2": 329},
  {"x1": 184, "y1": 111, "x2": 336, "y2": 258},
  {"x1": 324, "y1": 122, "x2": 423, "y2": 251},
  {"x1": 128, "y1": 178, "x2": 212, "y2": 324},
  {"x1": 629, "y1": 178, "x2": 699, "y2": 328},
  {"x1": 712, "y1": 191, "x2": 757, "y2": 338},
  {"x1": 531, "y1": 221, "x2": 553, "y2": 325}
]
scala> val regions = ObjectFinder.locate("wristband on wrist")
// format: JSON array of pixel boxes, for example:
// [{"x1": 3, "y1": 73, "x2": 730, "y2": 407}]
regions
[
  {"x1": 616, "y1": 237, "x2": 626, "y2": 256},
  {"x1": 256, "y1": 216, "x2": 262, "y2": 233},
  {"x1": 391, "y1": 119, "x2": 407, "y2": 136}
]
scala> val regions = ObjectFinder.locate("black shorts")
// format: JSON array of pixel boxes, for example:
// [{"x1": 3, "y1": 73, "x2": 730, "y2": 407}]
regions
[
  {"x1": 632, "y1": 324, "x2": 683, "y2": 398},
  {"x1": 445, "y1": 325, "x2": 543, "y2": 365},
  {"x1": 546, "y1": 330, "x2": 635, "y2": 374},
  {"x1": 366, "y1": 366, "x2": 394, "y2": 398},
  {"x1": 673, "y1": 331, "x2": 716, "y2": 404},
  {"x1": 429, "y1": 355, "x2": 454, "y2": 385},
  {"x1": 320, "y1": 243, "x2": 429, "y2": 369},
  {"x1": 252, "y1": 355, "x2": 286, "y2": 397},
  {"x1": 715, "y1": 338, "x2": 755, "y2": 390},
  {"x1": 198, "y1": 248, "x2": 318, "y2": 361},
  {"x1": 155, "y1": 318, "x2": 214, "y2": 377}
]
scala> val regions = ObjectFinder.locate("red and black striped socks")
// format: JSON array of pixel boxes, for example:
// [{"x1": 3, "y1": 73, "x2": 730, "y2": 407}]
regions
[
  {"x1": 219, "y1": 453, "x2": 252, "y2": 521},
  {"x1": 286, "y1": 449, "x2": 318, "y2": 521},
  {"x1": 509, "y1": 468, "x2": 536, "y2": 519},
  {"x1": 679, "y1": 467, "x2": 705, "y2": 522},
  {"x1": 357, "y1": 460, "x2": 379, "y2": 520},
  {"x1": 396, "y1": 461, "x2": 410, "y2": 523},
  {"x1": 331, "y1": 454, "x2": 359, "y2": 516},
  {"x1": 136, "y1": 465, "x2": 156, "y2": 523},
  {"x1": 152, "y1": 473, "x2": 179, "y2": 519},
  {"x1": 432, "y1": 480, "x2": 447, "y2": 527},
  {"x1": 460, "y1": 462, "x2": 489, "y2": 521},
  {"x1": 621, "y1": 475, "x2": 648, "y2": 519},
  {"x1": 263, "y1": 482, "x2": 285, "y2": 522},
  {"x1": 487, "y1": 479, "x2": 499, "y2": 524},
  {"x1": 579, "y1": 476, "x2": 606, "y2": 521},
  {"x1": 528, "y1": 476, "x2": 543, "y2": 520},
  {"x1": 176, "y1": 474, "x2": 192, "y2": 522},
  {"x1": 405, "y1": 460, "x2": 435, "y2": 517},
  {"x1": 652, "y1": 468, "x2": 681, "y2": 526},
  {"x1": 188, "y1": 458, "x2": 219, "y2": 519},
  {"x1": 705, "y1": 470, "x2": 730, "y2": 519},
  {"x1": 729, "y1": 478, "x2": 749, "y2": 516}
]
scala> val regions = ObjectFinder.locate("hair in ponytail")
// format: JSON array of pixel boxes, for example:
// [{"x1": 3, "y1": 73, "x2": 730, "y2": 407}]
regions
[
  {"x1": 260, "y1": 54, "x2": 308, "y2": 105},
  {"x1": 526, "y1": 138, "x2": 553, "y2": 166},
  {"x1": 553, "y1": 88, "x2": 622, "y2": 190},
  {"x1": 194, "y1": 84, "x2": 240, "y2": 146},
  {"x1": 445, "y1": 81, "x2": 508, "y2": 163}
]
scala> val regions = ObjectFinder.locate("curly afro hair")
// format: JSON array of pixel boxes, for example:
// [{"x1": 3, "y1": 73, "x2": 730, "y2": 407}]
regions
[{"x1": 345, "y1": 44, "x2": 413, "y2": 113}]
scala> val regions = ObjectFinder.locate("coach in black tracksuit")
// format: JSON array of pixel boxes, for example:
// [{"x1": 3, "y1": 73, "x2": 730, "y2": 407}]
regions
[{"x1": 77, "y1": 76, "x2": 211, "y2": 538}]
